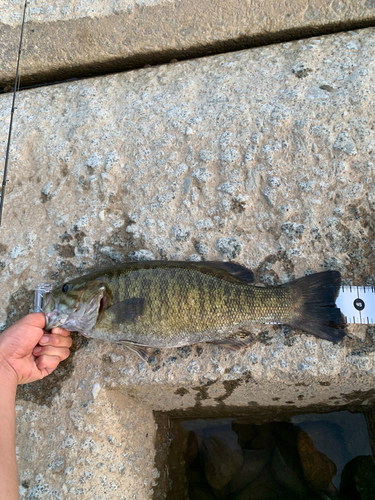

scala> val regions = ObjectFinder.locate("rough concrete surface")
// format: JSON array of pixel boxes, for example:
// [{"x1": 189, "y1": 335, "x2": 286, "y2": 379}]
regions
[
  {"x1": 16, "y1": 381, "x2": 157, "y2": 499},
  {"x1": 1, "y1": 26, "x2": 375, "y2": 498},
  {"x1": 2, "y1": 0, "x2": 375, "y2": 87}
]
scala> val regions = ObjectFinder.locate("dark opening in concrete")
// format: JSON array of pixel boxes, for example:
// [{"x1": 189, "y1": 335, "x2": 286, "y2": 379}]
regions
[{"x1": 153, "y1": 405, "x2": 375, "y2": 500}]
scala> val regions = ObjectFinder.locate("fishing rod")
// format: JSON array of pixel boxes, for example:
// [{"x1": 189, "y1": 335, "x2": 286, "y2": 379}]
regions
[{"x1": 0, "y1": 0, "x2": 28, "y2": 227}]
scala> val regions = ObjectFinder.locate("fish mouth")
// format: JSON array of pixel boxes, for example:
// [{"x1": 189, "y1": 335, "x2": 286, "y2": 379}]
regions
[
  {"x1": 41, "y1": 291, "x2": 53, "y2": 312},
  {"x1": 44, "y1": 293, "x2": 102, "y2": 334},
  {"x1": 99, "y1": 296, "x2": 105, "y2": 315}
]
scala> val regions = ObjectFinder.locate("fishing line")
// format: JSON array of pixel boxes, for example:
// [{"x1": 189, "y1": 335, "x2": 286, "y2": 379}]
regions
[{"x1": 0, "y1": 0, "x2": 28, "y2": 227}]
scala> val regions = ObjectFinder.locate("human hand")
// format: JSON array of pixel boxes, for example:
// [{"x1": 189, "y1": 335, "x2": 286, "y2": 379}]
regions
[{"x1": 0, "y1": 313, "x2": 72, "y2": 386}]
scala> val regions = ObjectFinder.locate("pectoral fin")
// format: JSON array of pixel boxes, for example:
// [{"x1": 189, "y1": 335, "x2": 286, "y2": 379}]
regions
[{"x1": 107, "y1": 298, "x2": 145, "y2": 324}]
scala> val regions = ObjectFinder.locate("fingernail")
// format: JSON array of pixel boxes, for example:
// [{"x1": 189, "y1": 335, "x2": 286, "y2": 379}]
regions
[
  {"x1": 40, "y1": 335, "x2": 49, "y2": 344},
  {"x1": 34, "y1": 346, "x2": 42, "y2": 354}
]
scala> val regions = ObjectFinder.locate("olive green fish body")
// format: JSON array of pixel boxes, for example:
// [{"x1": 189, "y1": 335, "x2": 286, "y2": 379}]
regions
[
  {"x1": 43, "y1": 261, "x2": 346, "y2": 359},
  {"x1": 93, "y1": 267, "x2": 295, "y2": 346}
]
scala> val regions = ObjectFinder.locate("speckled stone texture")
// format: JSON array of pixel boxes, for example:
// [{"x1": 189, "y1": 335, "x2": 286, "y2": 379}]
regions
[
  {"x1": 1, "y1": 0, "x2": 375, "y2": 87},
  {"x1": 16, "y1": 381, "x2": 158, "y2": 499},
  {"x1": 1, "y1": 27, "x2": 375, "y2": 498}
]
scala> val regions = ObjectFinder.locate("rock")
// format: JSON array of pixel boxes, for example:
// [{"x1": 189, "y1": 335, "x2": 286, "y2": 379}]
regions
[
  {"x1": 200, "y1": 435, "x2": 243, "y2": 490},
  {"x1": 292, "y1": 415, "x2": 361, "y2": 489},
  {"x1": 195, "y1": 242, "x2": 209, "y2": 255},
  {"x1": 271, "y1": 446, "x2": 310, "y2": 496},
  {"x1": 188, "y1": 482, "x2": 216, "y2": 500},
  {"x1": 247, "y1": 422, "x2": 299, "y2": 452},
  {"x1": 297, "y1": 429, "x2": 337, "y2": 493},
  {"x1": 126, "y1": 249, "x2": 155, "y2": 261},
  {"x1": 228, "y1": 449, "x2": 272, "y2": 493},
  {"x1": 333, "y1": 131, "x2": 357, "y2": 155},
  {"x1": 91, "y1": 382, "x2": 101, "y2": 399},
  {"x1": 231, "y1": 421, "x2": 256, "y2": 448},
  {"x1": 339, "y1": 455, "x2": 375, "y2": 500},
  {"x1": 232, "y1": 468, "x2": 282, "y2": 500},
  {"x1": 215, "y1": 237, "x2": 243, "y2": 259},
  {"x1": 186, "y1": 431, "x2": 200, "y2": 468}
]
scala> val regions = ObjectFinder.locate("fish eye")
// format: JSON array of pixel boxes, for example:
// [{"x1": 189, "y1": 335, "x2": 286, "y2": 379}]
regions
[{"x1": 62, "y1": 283, "x2": 72, "y2": 293}]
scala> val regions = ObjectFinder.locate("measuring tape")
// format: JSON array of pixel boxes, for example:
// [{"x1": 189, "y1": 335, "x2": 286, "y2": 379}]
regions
[{"x1": 336, "y1": 286, "x2": 375, "y2": 325}]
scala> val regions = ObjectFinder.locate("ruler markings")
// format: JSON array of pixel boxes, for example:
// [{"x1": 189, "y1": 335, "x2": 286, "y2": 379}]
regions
[{"x1": 336, "y1": 286, "x2": 375, "y2": 325}]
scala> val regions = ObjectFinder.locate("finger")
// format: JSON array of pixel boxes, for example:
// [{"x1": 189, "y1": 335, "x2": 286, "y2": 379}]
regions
[
  {"x1": 38, "y1": 333, "x2": 73, "y2": 349},
  {"x1": 5, "y1": 312, "x2": 46, "y2": 337},
  {"x1": 50, "y1": 327, "x2": 71, "y2": 336},
  {"x1": 33, "y1": 345, "x2": 71, "y2": 361},
  {"x1": 23, "y1": 312, "x2": 47, "y2": 329},
  {"x1": 35, "y1": 354, "x2": 61, "y2": 372},
  {"x1": 2, "y1": 313, "x2": 49, "y2": 353},
  {"x1": 43, "y1": 328, "x2": 71, "y2": 337}
]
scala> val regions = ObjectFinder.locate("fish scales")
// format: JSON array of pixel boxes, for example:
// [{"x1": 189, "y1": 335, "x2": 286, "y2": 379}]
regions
[
  {"x1": 78, "y1": 268, "x2": 293, "y2": 343},
  {"x1": 43, "y1": 261, "x2": 346, "y2": 359}
]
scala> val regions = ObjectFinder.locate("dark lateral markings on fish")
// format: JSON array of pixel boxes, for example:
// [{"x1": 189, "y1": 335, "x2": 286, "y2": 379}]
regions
[{"x1": 43, "y1": 261, "x2": 346, "y2": 361}]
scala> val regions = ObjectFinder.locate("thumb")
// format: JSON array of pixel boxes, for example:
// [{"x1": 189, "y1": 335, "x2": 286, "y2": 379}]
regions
[
  {"x1": 1, "y1": 313, "x2": 46, "y2": 347},
  {"x1": 18, "y1": 312, "x2": 46, "y2": 329}
]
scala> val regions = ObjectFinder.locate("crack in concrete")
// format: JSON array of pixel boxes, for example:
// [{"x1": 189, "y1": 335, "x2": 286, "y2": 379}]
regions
[{"x1": 2, "y1": 17, "x2": 375, "y2": 91}]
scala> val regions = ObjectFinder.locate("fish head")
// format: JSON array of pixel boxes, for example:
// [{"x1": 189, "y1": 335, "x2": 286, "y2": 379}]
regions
[{"x1": 43, "y1": 277, "x2": 108, "y2": 334}]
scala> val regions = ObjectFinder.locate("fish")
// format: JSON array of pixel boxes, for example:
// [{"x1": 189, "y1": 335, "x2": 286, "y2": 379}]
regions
[{"x1": 42, "y1": 260, "x2": 346, "y2": 361}]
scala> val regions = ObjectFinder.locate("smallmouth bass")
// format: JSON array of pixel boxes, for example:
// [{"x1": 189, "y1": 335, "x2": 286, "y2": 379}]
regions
[{"x1": 43, "y1": 261, "x2": 345, "y2": 360}]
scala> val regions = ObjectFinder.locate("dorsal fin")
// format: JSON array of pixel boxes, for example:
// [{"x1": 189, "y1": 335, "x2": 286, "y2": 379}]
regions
[{"x1": 190, "y1": 261, "x2": 254, "y2": 284}]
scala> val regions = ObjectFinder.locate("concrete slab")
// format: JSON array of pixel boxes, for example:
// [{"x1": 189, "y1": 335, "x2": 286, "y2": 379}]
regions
[
  {"x1": 1, "y1": 0, "x2": 375, "y2": 88},
  {"x1": 15, "y1": 385, "x2": 157, "y2": 499},
  {"x1": 0, "y1": 26, "x2": 375, "y2": 498}
]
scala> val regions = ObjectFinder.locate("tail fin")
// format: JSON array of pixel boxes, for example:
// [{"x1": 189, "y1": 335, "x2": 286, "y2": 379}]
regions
[{"x1": 283, "y1": 271, "x2": 346, "y2": 343}]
